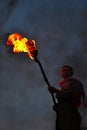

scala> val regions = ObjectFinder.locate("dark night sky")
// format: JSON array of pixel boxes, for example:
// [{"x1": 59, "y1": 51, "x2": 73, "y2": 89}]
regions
[{"x1": 0, "y1": 0, "x2": 87, "y2": 129}]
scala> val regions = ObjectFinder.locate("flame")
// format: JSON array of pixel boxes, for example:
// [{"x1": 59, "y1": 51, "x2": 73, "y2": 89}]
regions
[{"x1": 7, "y1": 33, "x2": 37, "y2": 59}]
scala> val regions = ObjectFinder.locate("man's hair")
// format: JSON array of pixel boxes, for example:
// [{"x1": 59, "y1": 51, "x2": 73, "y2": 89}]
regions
[{"x1": 62, "y1": 65, "x2": 73, "y2": 70}]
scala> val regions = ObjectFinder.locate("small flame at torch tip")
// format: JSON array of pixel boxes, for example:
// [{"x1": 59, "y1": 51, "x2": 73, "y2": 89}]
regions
[{"x1": 7, "y1": 33, "x2": 38, "y2": 60}]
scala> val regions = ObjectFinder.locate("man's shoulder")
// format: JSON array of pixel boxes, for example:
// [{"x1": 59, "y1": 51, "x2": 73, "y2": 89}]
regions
[
  {"x1": 71, "y1": 78, "x2": 84, "y2": 91},
  {"x1": 72, "y1": 78, "x2": 83, "y2": 84}
]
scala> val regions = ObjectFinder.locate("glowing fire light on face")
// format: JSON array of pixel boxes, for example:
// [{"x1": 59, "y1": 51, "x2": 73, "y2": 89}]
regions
[{"x1": 7, "y1": 33, "x2": 38, "y2": 59}]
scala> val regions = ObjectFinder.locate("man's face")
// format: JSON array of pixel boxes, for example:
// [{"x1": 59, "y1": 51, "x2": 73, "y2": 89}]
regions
[{"x1": 61, "y1": 66, "x2": 72, "y2": 79}]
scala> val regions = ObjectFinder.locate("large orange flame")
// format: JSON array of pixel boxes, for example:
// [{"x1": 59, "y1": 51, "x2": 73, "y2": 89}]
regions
[{"x1": 7, "y1": 33, "x2": 38, "y2": 59}]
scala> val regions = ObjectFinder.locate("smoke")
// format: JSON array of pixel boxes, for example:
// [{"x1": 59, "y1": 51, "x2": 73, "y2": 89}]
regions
[
  {"x1": 0, "y1": 0, "x2": 19, "y2": 33},
  {"x1": 0, "y1": 0, "x2": 87, "y2": 130}
]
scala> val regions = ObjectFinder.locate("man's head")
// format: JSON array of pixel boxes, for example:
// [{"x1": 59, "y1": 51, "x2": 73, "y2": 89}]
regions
[{"x1": 61, "y1": 65, "x2": 74, "y2": 79}]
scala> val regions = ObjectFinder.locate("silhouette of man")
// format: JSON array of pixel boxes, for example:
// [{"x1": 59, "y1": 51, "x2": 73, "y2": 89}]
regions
[{"x1": 48, "y1": 65, "x2": 87, "y2": 130}]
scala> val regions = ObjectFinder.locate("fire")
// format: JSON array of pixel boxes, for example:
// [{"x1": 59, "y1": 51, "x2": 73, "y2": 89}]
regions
[{"x1": 7, "y1": 33, "x2": 38, "y2": 59}]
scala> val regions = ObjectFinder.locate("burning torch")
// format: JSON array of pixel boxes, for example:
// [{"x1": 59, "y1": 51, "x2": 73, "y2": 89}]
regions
[{"x1": 7, "y1": 33, "x2": 56, "y2": 104}]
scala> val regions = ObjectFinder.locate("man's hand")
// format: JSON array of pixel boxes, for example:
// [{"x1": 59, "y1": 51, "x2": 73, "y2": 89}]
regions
[
  {"x1": 48, "y1": 86, "x2": 61, "y2": 94},
  {"x1": 48, "y1": 86, "x2": 56, "y2": 93}
]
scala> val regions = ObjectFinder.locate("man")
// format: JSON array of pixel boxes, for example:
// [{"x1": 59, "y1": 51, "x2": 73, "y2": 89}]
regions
[{"x1": 48, "y1": 65, "x2": 87, "y2": 130}]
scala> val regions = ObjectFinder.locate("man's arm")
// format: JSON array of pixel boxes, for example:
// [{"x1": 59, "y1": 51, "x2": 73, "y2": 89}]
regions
[
  {"x1": 48, "y1": 80, "x2": 84, "y2": 100},
  {"x1": 82, "y1": 88, "x2": 87, "y2": 108},
  {"x1": 48, "y1": 86, "x2": 72, "y2": 99}
]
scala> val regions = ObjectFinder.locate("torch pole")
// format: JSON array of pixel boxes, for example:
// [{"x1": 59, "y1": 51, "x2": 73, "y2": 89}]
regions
[{"x1": 35, "y1": 58, "x2": 56, "y2": 105}]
